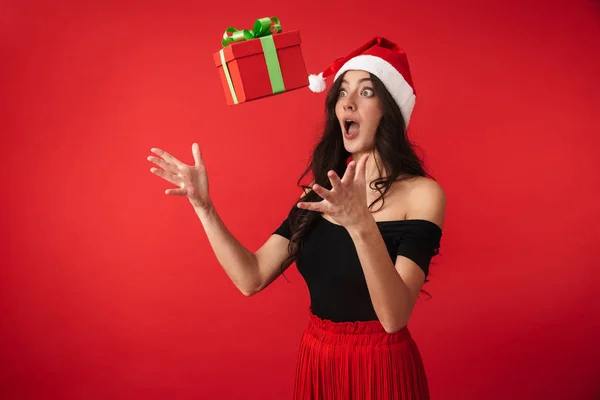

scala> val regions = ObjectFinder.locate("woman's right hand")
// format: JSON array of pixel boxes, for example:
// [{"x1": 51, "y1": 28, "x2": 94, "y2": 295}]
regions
[{"x1": 147, "y1": 143, "x2": 212, "y2": 211}]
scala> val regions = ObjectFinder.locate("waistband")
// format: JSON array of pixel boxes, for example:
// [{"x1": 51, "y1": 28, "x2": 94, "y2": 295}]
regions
[{"x1": 304, "y1": 308, "x2": 413, "y2": 347}]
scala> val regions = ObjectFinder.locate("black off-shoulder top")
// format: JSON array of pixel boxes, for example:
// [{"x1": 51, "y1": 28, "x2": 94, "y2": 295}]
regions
[{"x1": 273, "y1": 211, "x2": 442, "y2": 322}]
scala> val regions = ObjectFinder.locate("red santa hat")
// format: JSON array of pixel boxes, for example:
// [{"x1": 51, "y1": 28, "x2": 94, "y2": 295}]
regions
[{"x1": 308, "y1": 36, "x2": 417, "y2": 126}]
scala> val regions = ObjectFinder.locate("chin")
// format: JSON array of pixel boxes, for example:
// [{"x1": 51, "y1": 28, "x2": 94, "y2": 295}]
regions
[{"x1": 343, "y1": 141, "x2": 364, "y2": 154}]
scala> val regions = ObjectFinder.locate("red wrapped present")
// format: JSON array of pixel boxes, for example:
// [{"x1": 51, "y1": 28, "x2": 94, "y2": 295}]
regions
[{"x1": 213, "y1": 17, "x2": 309, "y2": 105}]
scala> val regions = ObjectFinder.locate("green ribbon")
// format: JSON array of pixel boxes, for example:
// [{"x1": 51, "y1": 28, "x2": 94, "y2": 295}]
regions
[
  {"x1": 221, "y1": 17, "x2": 282, "y2": 47},
  {"x1": 260, "y1": 36, "x2": 285, "y2": 94},
  {"x1": 218, "y1": 17, "x2": 285, "y2": 104}
]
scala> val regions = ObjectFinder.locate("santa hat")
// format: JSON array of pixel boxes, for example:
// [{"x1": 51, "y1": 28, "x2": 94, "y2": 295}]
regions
[{"x1": 308, "y1": 36, "x2": 417, "y2": 126}]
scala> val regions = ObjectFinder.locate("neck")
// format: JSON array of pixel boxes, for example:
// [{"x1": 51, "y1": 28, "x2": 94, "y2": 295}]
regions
[{"x1": 351, "y1": 150, "x2": 386, "y2": 183}]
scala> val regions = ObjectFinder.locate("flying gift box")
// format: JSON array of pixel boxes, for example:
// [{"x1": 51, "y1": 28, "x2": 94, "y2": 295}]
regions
[{"x1": 213, "y1": 17, "x2": 309, "y2": 105}]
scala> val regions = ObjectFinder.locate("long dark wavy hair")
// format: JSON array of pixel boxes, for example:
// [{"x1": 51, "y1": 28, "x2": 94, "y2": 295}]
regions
[{"x1": 280, "y1": 71, "x2": 438, "y2": 299}]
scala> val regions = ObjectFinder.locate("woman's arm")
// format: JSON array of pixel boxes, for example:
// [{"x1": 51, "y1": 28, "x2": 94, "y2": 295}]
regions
[
  {"x1": 196, "y1": 184, "x2": 312, "y2": 296},
  {"x1": 347, "y1": 179, "x2": 446, "y2": 333},
  {"x1": 149, "y1": 144, "x2": 296, "y2": 296},
  {"x1": 196, "y1": 202, "x2": 294, "y2": 296}
]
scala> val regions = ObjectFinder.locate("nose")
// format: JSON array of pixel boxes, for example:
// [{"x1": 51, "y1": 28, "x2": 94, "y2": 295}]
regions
[
  {"x1": 342, "y1": 91, "x2": 356, "y2": 111},
  {"x1": 342, "y1": 92, "x2": 356, "y2": 111}
]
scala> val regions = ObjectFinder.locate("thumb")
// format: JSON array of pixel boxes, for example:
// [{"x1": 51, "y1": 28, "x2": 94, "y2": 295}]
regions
[{"x1": 192, "y1": 143, "x2": 203, "y2": 167}]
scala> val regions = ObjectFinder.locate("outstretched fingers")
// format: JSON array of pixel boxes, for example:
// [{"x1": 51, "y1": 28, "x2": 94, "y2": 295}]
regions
[
  {"x1": 150, "y1": 167, "x2": 180, "y2": 187},
  {"x1": 151, "y1": 147, "x2": 186, "y2": 169},
  {"x1": 165, "y1": 187, "x2": 187, "y2": 196},
  {"x1": 312, "y1": 183, "x2": 333, "y2": 201},
  {"x1": 297, "y1": 199, "x2": 324, "y2": 212},
  {"x1": 342, "y1": 161, "x2": 357, "y2": 185},
  {"x1": 328, "y1": 170, "x2": 343, "y2": 190},
  {"x1": 148, "y1": 155, "x2": 178, "y2": 175},
  {"x1": 355, "y1": 154, "x2": 369, "y2": 181}
]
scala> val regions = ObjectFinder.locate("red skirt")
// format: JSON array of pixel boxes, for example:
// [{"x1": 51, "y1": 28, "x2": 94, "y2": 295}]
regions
[{"x1": 293, "y1": 310, "x2": 430, "y2": 400}]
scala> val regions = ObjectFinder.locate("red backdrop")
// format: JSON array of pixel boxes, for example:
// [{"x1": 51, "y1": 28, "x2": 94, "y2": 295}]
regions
[{"x1": 2, "y1": 0, "x2": 599, "y2": 399}]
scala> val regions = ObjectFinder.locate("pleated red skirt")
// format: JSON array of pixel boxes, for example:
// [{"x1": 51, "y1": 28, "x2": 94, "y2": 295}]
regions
[{"x1": 293, "y1": 310, "x2": 430, "y2": 400}]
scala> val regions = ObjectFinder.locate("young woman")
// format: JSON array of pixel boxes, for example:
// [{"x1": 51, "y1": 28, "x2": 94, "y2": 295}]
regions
[{"x1": 148, "y1": 37, "x2": 445, "y2": 400}]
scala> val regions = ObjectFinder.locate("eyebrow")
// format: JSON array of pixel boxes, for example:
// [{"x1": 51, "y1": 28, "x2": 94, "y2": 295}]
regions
[{"x1": 341, "y1": 77, "x2": 372, "y2": 85}]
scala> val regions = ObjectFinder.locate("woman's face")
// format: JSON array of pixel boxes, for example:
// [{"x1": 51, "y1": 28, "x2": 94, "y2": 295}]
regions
[{"x1": 334, "y1": 70, "x2": 383, "y2": 155}]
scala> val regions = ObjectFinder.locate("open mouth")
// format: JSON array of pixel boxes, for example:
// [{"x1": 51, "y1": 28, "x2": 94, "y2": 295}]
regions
[
  {"x1": 344, "y1": 119, "x2": 360, "y2": 136},
  {"x1": 344, "y1": 120, "x2": 353, "y2": 131}
]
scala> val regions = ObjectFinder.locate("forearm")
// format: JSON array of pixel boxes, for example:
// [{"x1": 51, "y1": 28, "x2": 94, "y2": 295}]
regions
[
  {"x1": 347, "y1": 217, "x2": 411, "y2": 332},
  {"x1": 194, "y1": 202, "x2": 259, "y2": 295}
]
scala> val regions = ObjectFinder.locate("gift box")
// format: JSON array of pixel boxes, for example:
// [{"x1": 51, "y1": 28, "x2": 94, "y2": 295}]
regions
[{"x1": 213, "y1": 17, "x2": 309, "y2": 105}]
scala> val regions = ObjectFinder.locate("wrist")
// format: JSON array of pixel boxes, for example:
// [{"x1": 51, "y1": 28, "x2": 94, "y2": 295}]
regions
[
  {"x1": 346, "y1": 213, "x2": 378, "y2": 240},
  {"x1": 193, "y1": 200, "x2": 215, "y2": 219}
]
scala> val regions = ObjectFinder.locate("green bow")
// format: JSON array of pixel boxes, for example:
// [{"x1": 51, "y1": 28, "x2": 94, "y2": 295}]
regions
[{"x1": 221, "y1": 17, "x2": 282, "y2": 47}]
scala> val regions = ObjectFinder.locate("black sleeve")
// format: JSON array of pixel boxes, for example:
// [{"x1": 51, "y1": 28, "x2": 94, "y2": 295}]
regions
[
  {"x1": 395, "y1": 221, "x2": 442, "y2": 278},
  {"x1": 273, "y1": 214, "x2": 291, "y2": 240}
]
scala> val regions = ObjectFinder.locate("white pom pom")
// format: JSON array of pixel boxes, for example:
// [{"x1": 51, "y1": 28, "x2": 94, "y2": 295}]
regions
[{"x1": 308, "y1": 72, "x2": 326, "y2": 93}]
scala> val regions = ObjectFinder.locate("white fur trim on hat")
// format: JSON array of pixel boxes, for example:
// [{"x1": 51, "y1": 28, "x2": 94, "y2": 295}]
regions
[
  {"x1": 334, "y1": 55, "x2": 416, "y2": 126},
  {"x1": 308, "y1": 72, "x2": 326, "y2": 93}
]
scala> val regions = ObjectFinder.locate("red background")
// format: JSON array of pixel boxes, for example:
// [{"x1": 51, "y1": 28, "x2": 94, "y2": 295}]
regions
[{"x1": 2, "y1": 1, "x2": 599, "y2": 399}]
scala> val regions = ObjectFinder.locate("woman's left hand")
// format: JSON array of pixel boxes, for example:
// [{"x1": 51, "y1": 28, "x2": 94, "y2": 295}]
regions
[{"x1": 297, "y1": 153, "x2": 372, "y2": 230}]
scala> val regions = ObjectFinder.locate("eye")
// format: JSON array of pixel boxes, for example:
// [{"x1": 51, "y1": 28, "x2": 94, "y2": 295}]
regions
[
  {"x1": 338, "y1": 89, "x2": 347, "y2": 98},
  {"x1": 361, "y1": 88, "x2": 374, "y2": 96}
]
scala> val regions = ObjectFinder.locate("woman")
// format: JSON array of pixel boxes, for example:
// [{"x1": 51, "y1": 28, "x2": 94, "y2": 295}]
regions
[{"x1": 148, "y1": 37, "x2": 446, "y2": 400}]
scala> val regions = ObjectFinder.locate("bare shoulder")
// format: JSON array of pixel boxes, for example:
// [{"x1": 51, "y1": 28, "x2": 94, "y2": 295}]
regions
[{"x1": 404, "y1": 176, "x2": 447, "y2": 229}]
